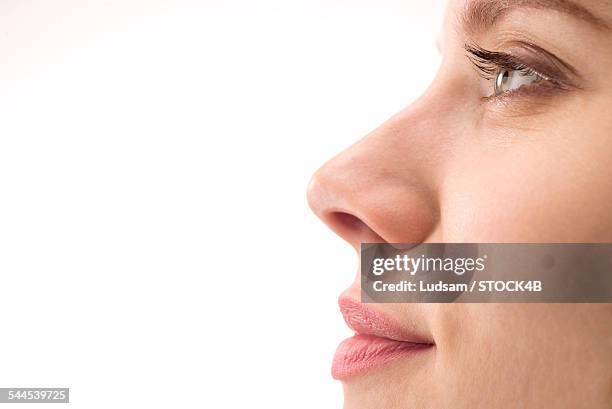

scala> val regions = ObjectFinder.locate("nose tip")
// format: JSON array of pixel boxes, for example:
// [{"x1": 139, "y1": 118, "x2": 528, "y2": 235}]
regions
[{"x1": 307, "y1": 167, "x2": 386, "y2": 249}]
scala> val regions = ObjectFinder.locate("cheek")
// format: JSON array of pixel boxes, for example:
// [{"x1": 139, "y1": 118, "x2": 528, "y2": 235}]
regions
[
  {"x1": 439, "y1": 141, "x2": 612, "y2": 242},
  {"x1": 434, "y1": 305, "x2": 612, "y2": 408}
]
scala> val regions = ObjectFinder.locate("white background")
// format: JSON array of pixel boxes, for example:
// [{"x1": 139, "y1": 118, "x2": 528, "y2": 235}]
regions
[{"x1": 0, "y1": 0, "x2": 444, "y2": 407}]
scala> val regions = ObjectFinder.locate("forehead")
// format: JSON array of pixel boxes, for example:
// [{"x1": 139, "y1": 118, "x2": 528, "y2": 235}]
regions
[
  {"x1": 445, "y1": 0, "x2": 612, "y2": 40},
  {"x1": 452, "y1": 0, "x2": 610, "y2": 12}
]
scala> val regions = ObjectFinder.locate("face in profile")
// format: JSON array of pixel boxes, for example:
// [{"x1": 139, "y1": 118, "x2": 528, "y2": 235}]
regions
[{"x1": 307, "y1": 0, "x2": 612, "y2": 407}]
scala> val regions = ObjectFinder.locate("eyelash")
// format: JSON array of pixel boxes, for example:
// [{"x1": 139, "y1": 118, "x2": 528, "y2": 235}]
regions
[{"x1": 464, "y1": 44, "x2": 555, "y2": 99}]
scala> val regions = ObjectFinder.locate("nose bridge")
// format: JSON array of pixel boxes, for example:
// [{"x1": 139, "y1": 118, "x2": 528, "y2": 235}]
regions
[{"x1": 308, "y1": 94, "x2": 453, "y2": 248}]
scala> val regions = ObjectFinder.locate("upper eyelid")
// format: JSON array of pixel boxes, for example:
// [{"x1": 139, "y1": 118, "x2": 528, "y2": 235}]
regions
[
  {"x1": 464, "y1": 43, "x2": 576, "y2": 88},
  {"x1": 465, "y1": 44, "x2": 543, "y2": 80},
  {"x1": 465, "y1": 44, "x2": 519, "y2": 78}
]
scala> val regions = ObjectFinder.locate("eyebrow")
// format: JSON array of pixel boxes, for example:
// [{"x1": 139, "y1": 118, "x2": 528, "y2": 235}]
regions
[{"x1": 461, "y1": 0, "x2": 611, "y2": 34}]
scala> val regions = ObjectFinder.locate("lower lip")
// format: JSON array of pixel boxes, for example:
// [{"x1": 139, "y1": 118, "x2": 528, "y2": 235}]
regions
[{"x1": 332, "y1": 334, "x2": 430, "y2": 380}]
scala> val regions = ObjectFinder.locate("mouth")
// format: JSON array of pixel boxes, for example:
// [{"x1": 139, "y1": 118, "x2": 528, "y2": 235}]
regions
[{"x1": 332, "y1": 297, "x2": 434, "y2": 380}]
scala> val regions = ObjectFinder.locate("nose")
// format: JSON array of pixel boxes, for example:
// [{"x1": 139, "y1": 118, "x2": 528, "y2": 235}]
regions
[{"x1": 307, "y1": 98, "x2": 447, "y2": 250}]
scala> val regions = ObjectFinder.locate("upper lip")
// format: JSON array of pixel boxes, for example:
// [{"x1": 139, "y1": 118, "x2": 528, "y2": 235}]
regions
[{"x1": 338, "y1": 296, "x2": 434, "y2": 345}]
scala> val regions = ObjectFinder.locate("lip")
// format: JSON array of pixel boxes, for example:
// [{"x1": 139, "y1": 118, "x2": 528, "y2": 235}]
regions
[{"x1": 332, "y1": 297, "x2": 433, "y2": 380}]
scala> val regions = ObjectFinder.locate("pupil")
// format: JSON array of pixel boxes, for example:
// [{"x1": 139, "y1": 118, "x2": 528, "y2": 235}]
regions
[
  {"x1": 495, "y1": 69, "x2": 511, "y2": 95},
  {"x1": 501, "y1": 71, "x2": 510, "y2": 86}
]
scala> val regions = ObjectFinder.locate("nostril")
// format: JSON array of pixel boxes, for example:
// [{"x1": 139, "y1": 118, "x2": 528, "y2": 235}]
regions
[
  {"x1": 327, "y1": 212, "x2": 385, "y2": 245},
  {"x1": 332, "y1": 212, "x2": 366, "y2": 232}
]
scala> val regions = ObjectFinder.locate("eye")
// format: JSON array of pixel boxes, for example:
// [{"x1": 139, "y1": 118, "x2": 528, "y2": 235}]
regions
[
  {"x1": 494, "y1": 68, "x2": 543, "y2": 96},
  {"x1": 463, "y1": 42, "x2": 579, "y2": 110},
  {"x1": 464, "y1": 44, "x2": 562, "y2": 100}
]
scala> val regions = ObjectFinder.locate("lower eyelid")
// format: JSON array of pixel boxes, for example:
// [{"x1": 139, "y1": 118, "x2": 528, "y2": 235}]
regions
[
  {"x1": 486, "y1": 75, "x2": 565, "y2": 101},
  {"x1": 481, "y1": 80, "x2": 572, "y2": 119}
]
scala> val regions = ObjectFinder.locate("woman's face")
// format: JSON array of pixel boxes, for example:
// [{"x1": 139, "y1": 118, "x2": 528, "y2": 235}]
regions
[{"x1": 307, "y1": 0, "x2": 612, "y2": 407}]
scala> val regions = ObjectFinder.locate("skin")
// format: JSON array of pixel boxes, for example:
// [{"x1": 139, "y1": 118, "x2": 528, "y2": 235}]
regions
[{"x1": 307, "y1": 0, "x2": 612, "y2": 407}]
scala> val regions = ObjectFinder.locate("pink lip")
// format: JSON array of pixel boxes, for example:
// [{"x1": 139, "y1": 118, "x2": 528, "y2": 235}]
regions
[{"x1": 332, "y1": 297, "x2": 433, "y2": 380}]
